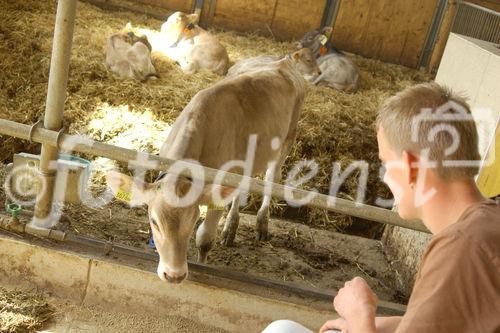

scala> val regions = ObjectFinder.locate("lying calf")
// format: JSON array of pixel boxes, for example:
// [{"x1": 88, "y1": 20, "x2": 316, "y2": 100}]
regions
[
  {"x1": 105, "y1": 32, "x2": 158, "y2": 81},
  {"x1": 161, "y1": 12, "x2": 229, "y2": 75},
  {"x1": 297, "y1": 28, "x2": 359, "y2": 92}
]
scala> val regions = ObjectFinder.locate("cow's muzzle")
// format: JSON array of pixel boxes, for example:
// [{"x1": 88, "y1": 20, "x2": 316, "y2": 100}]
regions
[{"x1": 164, "y1": 272, "x2": 187, "y2": 284}]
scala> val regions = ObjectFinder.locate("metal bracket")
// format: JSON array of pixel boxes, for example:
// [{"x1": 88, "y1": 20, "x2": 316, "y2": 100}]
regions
[
  {"x1": 55, "y1": 127, "x2": 65, "y2": 150},
  {"x1": 103, "y1": 241, "x2": 113, "y2": 255},
  {"x1": 28, "y1": 120, "x2": 43, "y2": 143}
]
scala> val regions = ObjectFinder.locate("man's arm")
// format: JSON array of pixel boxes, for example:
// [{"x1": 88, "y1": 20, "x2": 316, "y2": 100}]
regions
[
  {"x1": 320, "y1": 316, "x2": 402, "y2": 333},
  {"x1": 375, "y1": 316, "x2": 402, "y2": 333}
]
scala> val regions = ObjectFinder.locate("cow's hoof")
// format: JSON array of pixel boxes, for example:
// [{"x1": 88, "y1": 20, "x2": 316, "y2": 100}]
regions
[
  {"x1": 197, "y1": 251, "x2": 208, "y2": 263},
  {"x1": 220, "y1": 229, "x2": 236, "y2": 246},
  {"x1": 220, "y1": 214, "x2": 239, "y2": 246},
  {"x1": 255, "y1": 228, "x2": 269, "y2": 241},
  {"x1": 197, "y1": 242, "x2": 213, "y2": 263},
  {"x1": 255, "y1": 212, "x2": 269, "y2": 241}
]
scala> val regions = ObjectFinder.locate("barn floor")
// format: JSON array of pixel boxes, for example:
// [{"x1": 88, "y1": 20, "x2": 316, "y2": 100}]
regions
[{"x1": 42, "y1": 298, "x2": 229, "y2": 333}]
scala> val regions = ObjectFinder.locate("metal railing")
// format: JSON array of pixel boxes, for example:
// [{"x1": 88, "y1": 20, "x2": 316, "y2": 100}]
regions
[{"x1": 452, "y1": 1, "x2": 500, "y2": 44}]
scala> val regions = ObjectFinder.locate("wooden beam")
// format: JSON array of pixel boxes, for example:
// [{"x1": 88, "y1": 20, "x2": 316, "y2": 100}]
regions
[{"x1": 427, "y1": 0, "x2": 458, "y2": 73}]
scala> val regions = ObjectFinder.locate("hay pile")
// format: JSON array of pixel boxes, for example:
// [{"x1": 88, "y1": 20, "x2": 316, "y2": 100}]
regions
[
  {"x1": 0, "y1": 288, "x2": 53, "y2": 333},
  {"x1": 0, "y1": 0, "x2": 430, "y2": 233}
]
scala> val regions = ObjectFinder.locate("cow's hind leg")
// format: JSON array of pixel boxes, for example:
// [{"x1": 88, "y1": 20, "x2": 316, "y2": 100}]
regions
[
  {"x1": 196, "y1": 208, "x2": 224, "y2": 262},
  {"x1": 256, "y1": 165, "x2": 281, "y2": 241},
  {"x1": 220, "y1": 194, "x2": 240, "y2": 246}
]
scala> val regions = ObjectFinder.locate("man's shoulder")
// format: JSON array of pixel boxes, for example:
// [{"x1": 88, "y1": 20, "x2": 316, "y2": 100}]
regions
[
  {"x1": 450, "y1": 200, "x2": 500, "y2": 240},
  {"x1": 429, "y1": 200, "x2": 500, "y2": 260}
]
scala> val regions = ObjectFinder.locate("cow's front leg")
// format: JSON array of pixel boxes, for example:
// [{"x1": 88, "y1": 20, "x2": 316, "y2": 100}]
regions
[
  {"x1": 195, "y1": 208, "x2": 224, "y2": 263},
  {"x1": 220, "y1": 194, "x2": 240, "y2": 246}
]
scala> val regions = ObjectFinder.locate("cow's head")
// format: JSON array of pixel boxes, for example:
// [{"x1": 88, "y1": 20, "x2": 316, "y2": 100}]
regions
[
  {"x1": 295, "y1": 27, "x2": 333, "y2": 58},
  {"x1": 106, "y1": 171, "x2": 232, "y2": 284},
  {"x1": 289, "y1": 48, "x2": 321, "y2": 79},
  {"x1": 161, "y1": 11, "x2": 199, "y2": 47}
]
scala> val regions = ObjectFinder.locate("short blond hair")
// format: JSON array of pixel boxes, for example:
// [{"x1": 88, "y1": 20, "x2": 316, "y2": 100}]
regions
[{"x1": 377, "y1": 82, "x2": 480, "y2": 180}]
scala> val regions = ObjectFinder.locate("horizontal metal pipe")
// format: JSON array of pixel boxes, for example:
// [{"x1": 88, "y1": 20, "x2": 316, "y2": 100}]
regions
[{"x1": 0, "y1": 118, "x2": 429, "y2": 233}]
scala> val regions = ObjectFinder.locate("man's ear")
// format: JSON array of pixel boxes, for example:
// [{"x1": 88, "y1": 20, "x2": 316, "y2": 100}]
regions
[
  {"x1": 106, "y1": 171, "x2": 155, "y2": 206},
  {"x1": 401, "y1": 150, "x2": 419, "y2": 186},
  {"x1": 198, "y1": 185, "x2": 236, "y2": 206}
]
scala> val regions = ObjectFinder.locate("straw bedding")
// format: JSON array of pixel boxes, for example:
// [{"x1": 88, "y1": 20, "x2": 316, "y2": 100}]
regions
[
  {"x1": 0, "y1": 0, "x2": 430, "y2": 234},
  {"x1": 0, "y1": 288, "x2": 53, "y2": 333}
]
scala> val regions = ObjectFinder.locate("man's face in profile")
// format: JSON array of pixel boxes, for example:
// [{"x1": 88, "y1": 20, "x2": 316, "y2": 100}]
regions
[{"x1": 377, "y1": 126, "x2": 419, "y2": 220}]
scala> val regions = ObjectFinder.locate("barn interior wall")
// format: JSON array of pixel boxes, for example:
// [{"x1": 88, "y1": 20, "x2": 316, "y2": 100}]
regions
[
  {"x1": 127, "y1": 0, "x2": 442, "y2": 68},
  {"x1": 133, "y1": 0, "x2": 194, "y2": 13}
]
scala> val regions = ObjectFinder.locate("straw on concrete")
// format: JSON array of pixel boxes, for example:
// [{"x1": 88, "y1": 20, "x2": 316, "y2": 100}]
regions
[{"x1": 0, "y1": 288, "x2": 54, "y2": 333}]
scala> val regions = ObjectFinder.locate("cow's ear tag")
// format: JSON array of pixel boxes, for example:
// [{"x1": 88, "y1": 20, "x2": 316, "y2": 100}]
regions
[
  {"x1": 116, "y1": 185, "x2": 132, "y2": 203},
  {"x1": 207, "y1": 201, "x2": 225, "y2": 211},
  {"x1": 319, "y1": 35, "x2": 328, "y2": 45}
]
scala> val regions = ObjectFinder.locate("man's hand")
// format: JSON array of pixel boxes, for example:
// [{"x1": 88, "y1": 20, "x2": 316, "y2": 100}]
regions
[
  {"x1": 319, "y1": 318, "x2": 346, "y2": 333},
  {"x1": 333, "y1": 277, "x2": 378, "y2": 332}
]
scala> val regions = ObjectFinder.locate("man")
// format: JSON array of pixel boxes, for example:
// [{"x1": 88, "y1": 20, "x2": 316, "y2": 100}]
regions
[{"x1": 262, "y1": 82, "x2": 500, "y2": 333}]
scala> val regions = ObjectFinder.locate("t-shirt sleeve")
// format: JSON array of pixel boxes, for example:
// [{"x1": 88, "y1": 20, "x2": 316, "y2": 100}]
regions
[{"x1": 395, "y1": 232, "x2": 500, "y2": 333}]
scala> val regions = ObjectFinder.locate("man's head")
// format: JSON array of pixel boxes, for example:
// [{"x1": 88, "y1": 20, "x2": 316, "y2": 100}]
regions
[{"x1": 376, "y1": 82, "x2": 480, "y2": 219}]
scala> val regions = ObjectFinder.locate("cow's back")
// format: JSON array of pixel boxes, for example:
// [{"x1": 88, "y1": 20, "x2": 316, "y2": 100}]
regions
[{"x1": 161, "y1": 60, "x2": 304, "y2": 174}]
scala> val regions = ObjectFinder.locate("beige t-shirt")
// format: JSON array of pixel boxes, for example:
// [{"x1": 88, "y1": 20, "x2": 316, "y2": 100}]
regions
[{"x1": 396, "y1": 200, "x2": 500, "y2": 333}]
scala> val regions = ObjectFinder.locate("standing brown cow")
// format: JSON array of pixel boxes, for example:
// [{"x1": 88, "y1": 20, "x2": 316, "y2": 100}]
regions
[{"x1": 107, "y1": 49, "x2": 320, "y2": 284}]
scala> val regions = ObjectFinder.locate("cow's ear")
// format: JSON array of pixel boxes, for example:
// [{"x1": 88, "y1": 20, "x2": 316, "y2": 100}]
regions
[
  {"x1": 106, "y1": 171, "x2": 155, "y2": 206},
  {"x1": 198, "y1": 185, "x2": 235, "y2": 206},
  {"x1": 187, "y1": 13, "x2": 199, "y2": 24},
  {"x1": 292, "y1": 51, "x2": 300, "y2": 60}
]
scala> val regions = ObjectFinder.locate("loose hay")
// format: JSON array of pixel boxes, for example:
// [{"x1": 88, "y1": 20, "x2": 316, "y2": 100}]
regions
[
  {"x1": 0, "y1": 288, "x2": 53, "y2": 333},
  {"x1": 0, "y1": 0, "x2": 430, "y2": 233}
]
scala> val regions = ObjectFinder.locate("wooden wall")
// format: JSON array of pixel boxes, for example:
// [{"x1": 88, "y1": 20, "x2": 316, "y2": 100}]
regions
[
  {"x1": 332, "y1": 0, "x2": 437, "y2": 68},
  {"x1": 208, "y1": 0, "x2": 325, "y2": 40},
  {"x1": 99, "y1": 0, "x2": 456, "y2": 69},
  {"x1": 133, "y1": 0, "x2": 193, "y2": 13},
  {"x1": 206, "y1": 0, "x2": 438, "y2": 68}
]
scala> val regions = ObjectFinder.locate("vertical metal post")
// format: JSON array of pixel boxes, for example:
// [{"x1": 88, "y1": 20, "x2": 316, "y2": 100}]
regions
[
  {"x1": 203, "y1": 0, "x2": 217, "y2": 28},
  {"x1": 33, "y1": 0, "x2": 77, "y2": 227},
  {"x1": 320, "y1": 0, "x2": 341, "y2": 29},
  {"x1": 192, "y1": 0, "x2": 204, "y2": 22},
  {"x1": 419, "y1": 0, "x2": 449, "y2": 69}
]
